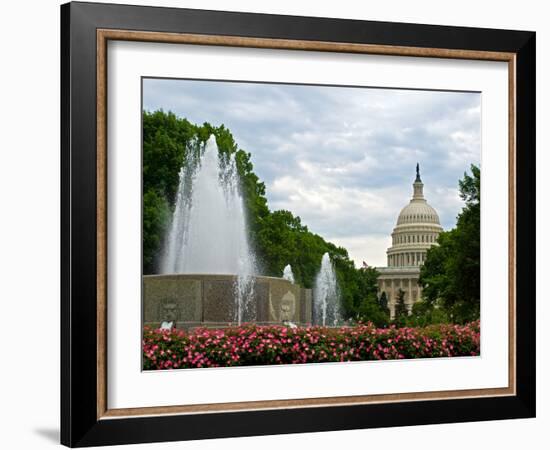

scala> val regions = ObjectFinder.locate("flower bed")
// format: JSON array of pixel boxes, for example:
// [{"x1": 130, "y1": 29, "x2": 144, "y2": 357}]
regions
[{"x1": 143, "y1": 321, "x2": 480, "y2": 370}]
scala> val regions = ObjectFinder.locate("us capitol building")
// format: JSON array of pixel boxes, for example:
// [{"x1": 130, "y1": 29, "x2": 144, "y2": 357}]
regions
[{"x1": 377, "y1": 165, "x2": 443, "y2": 318}]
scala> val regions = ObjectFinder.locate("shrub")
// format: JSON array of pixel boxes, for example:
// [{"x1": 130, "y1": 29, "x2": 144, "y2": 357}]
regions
[{"x1": 143, "y1": 321, "x2": 480, "y2": 370}]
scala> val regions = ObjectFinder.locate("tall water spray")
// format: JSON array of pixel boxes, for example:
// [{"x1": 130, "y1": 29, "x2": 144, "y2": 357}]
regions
[
  {"x1": 313, "y1": 253, "x2": 341, "y2": 326},
  {"x1": 282, "y1": 264, "x2": 295, "y2": 284},
  {"x1": 161, "y1": 135, "x2": 257, "y2": 324}
]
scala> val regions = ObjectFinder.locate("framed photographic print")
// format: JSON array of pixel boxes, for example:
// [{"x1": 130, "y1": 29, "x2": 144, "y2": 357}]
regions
[{"x1": 60, "y1": 1, "x2": 536, "y2": 447}]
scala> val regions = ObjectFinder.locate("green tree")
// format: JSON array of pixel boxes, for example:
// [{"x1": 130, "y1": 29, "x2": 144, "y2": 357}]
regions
[
  {"x1": 143, "y1": 190, "x2": 171, "y2": 270},
  {"x1": 355, "y1": 268, "x2": 389, "y2": 327},
  {"x1": 393, "y1": 289, "x2": 408, "y2": 327},
  {"x1": 419, "y1": 165, "x2": 480, "y2": 323},
  {"x1": 408, "y1": 300, "x2": 449, "y2": 327},
  {"x1": 378, "y1": 291, "x2": 389, "y2": 316},
  {"x1": 357, "y1": 296, "x2": 389, "y2": 327}
]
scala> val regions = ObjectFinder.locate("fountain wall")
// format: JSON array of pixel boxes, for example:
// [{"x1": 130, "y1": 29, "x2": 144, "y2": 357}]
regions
[{"x1": 143, "y1": 274, "x2": 312, "y2": 329}]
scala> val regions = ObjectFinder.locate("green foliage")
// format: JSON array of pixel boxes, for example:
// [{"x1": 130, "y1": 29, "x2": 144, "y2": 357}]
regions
[
  {"x1": 143, "y1": 190, "x2": 171, "y2": 270},
  {"x1": 378, "y1": 291, "x2": 390, "y2": 316},
  {"x1": 407, "y1": 301, "x2": 450, "y2": 328},
  {"x1": 419, "y1": 165, "x2": 480, "y2": 324},
  {"x1": 357, "y1": 296, "x2": 389, "y2": 328},
  {"x1": 256, "y1": 210, "x2": 316, "y2": 287},
  {"x1": 393, "y1": 289, "x2": 408, "y2": 327},
  {"x1": 356, "y1": 267, "x2": 380, "y2": 300},
  {"x1": 143, "y1": 110, "x2": 195, "y2": 204},
  {"x1": 142, "y1": 110, "x2": 384, "y2": 321},
  {"x1": 355, "y1": 268, "x2": 389, "y2": 327}
]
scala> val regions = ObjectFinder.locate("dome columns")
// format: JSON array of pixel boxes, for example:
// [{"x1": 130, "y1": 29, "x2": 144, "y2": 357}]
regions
[{"x1": 387, "y1": 250, "x2": 427, "y2": 268}]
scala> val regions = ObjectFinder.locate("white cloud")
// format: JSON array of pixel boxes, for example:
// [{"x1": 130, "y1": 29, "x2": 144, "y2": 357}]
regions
[{"x1": 327, "y1": 235, "x2": 392, "y2": 268}]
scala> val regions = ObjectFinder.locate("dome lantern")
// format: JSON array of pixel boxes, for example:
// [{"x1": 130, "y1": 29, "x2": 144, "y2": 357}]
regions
[
  {"x1": 412, "y1": 163, "x2": 424, "y2": 200},
  {"x1": 396, "y1": 165, "x2": 440, "y2": 226}
]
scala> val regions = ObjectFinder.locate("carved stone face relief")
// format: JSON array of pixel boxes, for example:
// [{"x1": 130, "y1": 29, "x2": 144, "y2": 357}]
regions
[
  {"x1": 280, "y1": 291, "x2": 296, "y2": 322},
  {"x1": 159, "y1": 299, "x2": 179, "y2": 323}
]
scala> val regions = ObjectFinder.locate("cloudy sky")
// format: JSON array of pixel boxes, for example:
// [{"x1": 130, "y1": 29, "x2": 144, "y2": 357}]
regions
[{"x1": 143, "y1": 78, "x2": 481, "y2": 268}]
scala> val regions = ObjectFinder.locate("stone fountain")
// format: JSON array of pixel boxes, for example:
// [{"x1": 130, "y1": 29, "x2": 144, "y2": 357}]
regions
[{"x1": 143, "y1": 136, "x2": 312, "y2": 329}]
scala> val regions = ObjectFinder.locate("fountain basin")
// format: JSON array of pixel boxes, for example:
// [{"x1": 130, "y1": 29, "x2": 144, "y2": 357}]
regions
[{"x1": 143, "y1": 274, "x2": 313, "y2": 329}]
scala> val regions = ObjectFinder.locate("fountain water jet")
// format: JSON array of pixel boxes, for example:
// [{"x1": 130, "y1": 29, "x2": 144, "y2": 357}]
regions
[
  {"x1": 282, "y1": 264, "x2": 295, "y2": 284},
  {"x1": 313, "y1": 252, "x2": 341, "y2": 326},
  {"x1": 161, "y1": 135, "x2": 257, "y2": 324}
]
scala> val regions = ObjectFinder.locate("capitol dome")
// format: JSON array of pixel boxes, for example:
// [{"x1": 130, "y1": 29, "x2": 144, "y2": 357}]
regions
[
  {"x1": 386, "y1": 164, "x2": 443, "y2": 268},
  {"x1": 376, "y1": 164, "x2": 443, "y2": 317},
  {"x1": 397, "y1": 199, "x2": 440, "y2": 225}
]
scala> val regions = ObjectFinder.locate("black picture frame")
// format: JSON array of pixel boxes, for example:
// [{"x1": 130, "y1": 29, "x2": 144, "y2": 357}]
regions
[{"x1": 61, "y1": 1, "x2": 536, "y2": 447}]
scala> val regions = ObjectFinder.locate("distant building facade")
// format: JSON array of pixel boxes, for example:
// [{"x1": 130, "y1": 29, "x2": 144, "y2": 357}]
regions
[{"x1": 377, "y1": 165, "x2": 443, "y2": 318}]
